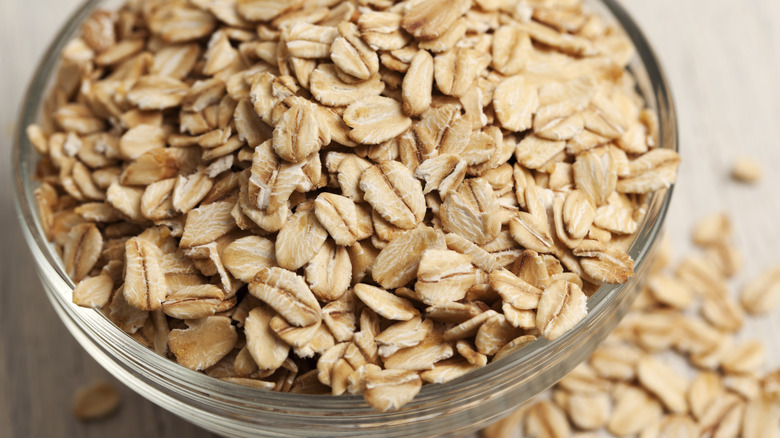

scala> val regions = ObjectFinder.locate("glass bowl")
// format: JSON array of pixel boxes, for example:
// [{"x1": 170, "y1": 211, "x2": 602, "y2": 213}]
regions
[{"x1": 13, "y1": 0, "x2": 677, "y2": 436}]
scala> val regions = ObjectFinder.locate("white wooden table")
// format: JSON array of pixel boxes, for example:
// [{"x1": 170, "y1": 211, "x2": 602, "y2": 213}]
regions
[{"x1": 1, "y1": 0, "x2": 778, "y2": 436}]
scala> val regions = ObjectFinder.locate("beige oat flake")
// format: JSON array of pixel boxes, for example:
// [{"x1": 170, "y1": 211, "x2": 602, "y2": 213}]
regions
[
  {"x1": 730, "y1": 156, "x2": 762, "y2": 183},
  {"x1": 72, "y1": 381, "x2": 121, "y2": 421}
]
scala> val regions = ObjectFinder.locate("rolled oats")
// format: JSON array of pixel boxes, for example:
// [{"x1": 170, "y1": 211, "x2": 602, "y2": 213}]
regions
[
  {"x1": 563, "y1": 391, "x2": 611, "y2": 431},
  {"x1": 607, "y1": 385, "x2": 663, "y2": 436},
  {"x1": 475, "y1": 313, "x2": 523, "y2": 356},
  {"x1": 331, "y1": 22, "x2": 379, "y2": 80},
  {"x1": 358, "y1": 11, "x2": 408, "y2": 51},
  {"x1": 525, "y1": 400, "x2": 571, "y2": 438},
  {"x1": 360, "y1": 161, "x2": 425, "y2": 229},
  {"x1": 402, "y1": 50, "x2": 434, "y2": 117},
  {"x1": 489, "y1": 269, "x2": 542, "y2": 310},
  {"x1": 434, "y1": 48, "x2": 491, "y2": 98},
  {"x1": 123, "y1": 236, "x2": 167, "y2": 311},
  {"x1": 34, "y1": 0, "x2": 682, "y2": 414},
  {"x1": 245, "y1": 305, "x2": 290, "y2": 371},
  {"x1": 589, "y1": 341, "x2": 640, "y2": 381},
  {"x1": 309, "y1": 64, "x2": 385, "y2": 107},
  {"x1": 344, "y1": 96, "x2": 412, "y2": 145},
  {"x1": 161, "y1": 284, "x2": 224, "y2": 320},
  {"x1": 272, "y1": 102, "x2": 322, "y2": 163},
  {"x1": 742, "y1": 393, "x2": 780, "y2": 438},
  {"x1": 481, "y1": 209, "x2": 780, "y2": 437},
  {"x1": 617, "y1": 149, "x2": 681, "y2": 194},
  {"x1": 168, "y1": 316, "x2": 238, "y2": 371},
  {"x1": 63, "y1": 222, "x2": 103, "y2": 283},
  {"x1": 72, "y1": 381, "x2": 121, "y2": 421},
  {"x1": 222, "y1": 235, "x2": 276, "y2": 283},
  {"x1": 441, "y1": 178, "x2": 502, "y2": 245},
  {"x1": 740, "y1": 266, "x2": 780, "y2": 315},
  {"x1": 636, "y1": 356, "x2": 689, "y2": 414},
  {"x1": 180, "y1": 197, "x2": 237, "y2": 248},
  {"x1": 249, "y1": 267, "x2": 322, "y2": 328},
  {"x1": 415, "y1": 249, "x2": 476, "y2": 305},
  {"x1": 491, "y1": 25, "x2": 531, "y2": 76},
  {"x1": 415, "y1": 154, "x2": 467, "y2": 197},
  {"x1": 536, "y1": 279, "x2": 587, "y2": 341},
  {"x1": 269, "y1": 316, "x2": 321, "y2": 349},
  {"x1": 731, "y1": 156, "x2": 763, "y2": 184},
  {"x1": 646, "y1": 274, "x2": 694, "y2": 310},
  {"x1": 313, "y1": 193, "x2": 364, "y2": 247},
  {"x1": 274, "y1": 206, "x2": 328, "y2": 271},
  {"x1": 354, "y1": 283, "x2": 417, "y2": 322},
  {"x1": 383, "y1": 329, "x2": 454, "y2": 371},
  {"x1": 171, "y1": 172, "x2": 214, "y2": 216},
  {"x1": 72, "y1": 274, "x2": 114, "y2": 309},
  {"x1": 401, "y1": 0, "x2": 471, "y2": 40},
  {"x1": 691, "y1": 212, "x2": 731, "y2": 247},
  {"x1": 698, "y1": 392, "x2": 744, "y2": 438},
  {"x1": 494, "y1": 76, "x2": 539, "y2": 132},
  {"x1": 420, "y1": 358, "x2": 481, "y2": 384},
  {"x1": 304, "y1": 239, "x2": 351, "y2": 302},
  {"x1": 721, "y1": 340, "x2": 766, "y2": 375},
  {"x1": 573, "y1": 240, "x2": 634, "y2": 284},
  {"x1": 363, "y1": 368, "x2": 422, "y2": 412},
  {"x1": 509, "y1": 211, "x2": 554, "y2": 254},
  {"x1": 701, "y1": 294, "x2": 744, "y2": 333}
]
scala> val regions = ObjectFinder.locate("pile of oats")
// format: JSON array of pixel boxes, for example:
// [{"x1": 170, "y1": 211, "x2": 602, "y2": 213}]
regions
[
  {"x1": 30, "y1": 0, "x2": 680, "y2": 411},
  {"x1": 482, "y1": 214, "x2": 780, "y2": 437}
]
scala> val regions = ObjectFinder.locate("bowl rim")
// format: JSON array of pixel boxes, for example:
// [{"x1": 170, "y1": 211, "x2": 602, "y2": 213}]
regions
[{"x1": 12, "y1": 0, "x2": 678, "y2": 426}]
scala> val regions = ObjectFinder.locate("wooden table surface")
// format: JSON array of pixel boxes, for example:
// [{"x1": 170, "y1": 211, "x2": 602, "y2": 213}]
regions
[{"x1": 1, "y1": 0, "x2": 779, "y2": 436}]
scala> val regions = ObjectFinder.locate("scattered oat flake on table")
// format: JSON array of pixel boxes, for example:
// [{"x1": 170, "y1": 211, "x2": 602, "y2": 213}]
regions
[
  {"x1": 481, "y1": 213, "x2": 780, "y2": 437},
  {"x1": 730, "y1": 156, "x2": 763, "y2": 183},
  {"x1": 72, "y1": 381, "x2": 121, "y2": 421}
]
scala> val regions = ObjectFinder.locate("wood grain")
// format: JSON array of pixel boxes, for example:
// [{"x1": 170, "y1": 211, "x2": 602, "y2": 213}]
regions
[{"x1": 0, "y1": 0, "x2": 778, "y2": 437}]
